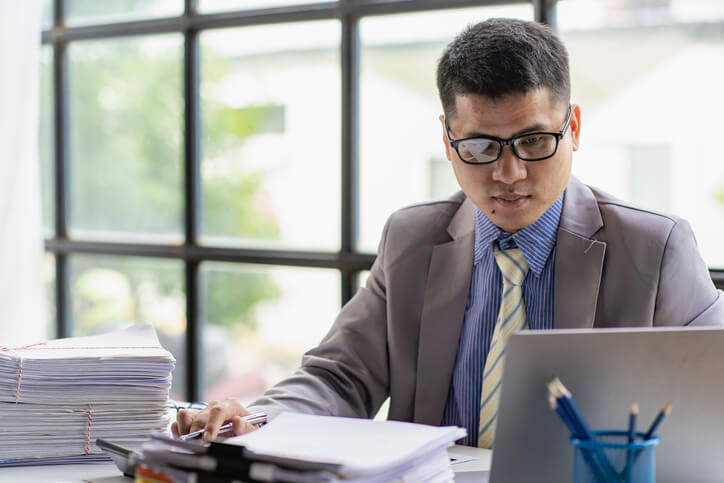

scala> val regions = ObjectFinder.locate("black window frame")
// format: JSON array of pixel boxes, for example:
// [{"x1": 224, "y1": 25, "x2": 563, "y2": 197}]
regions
[{"x1": 41, "y1": 0, "x2": 723, "y2": 401}]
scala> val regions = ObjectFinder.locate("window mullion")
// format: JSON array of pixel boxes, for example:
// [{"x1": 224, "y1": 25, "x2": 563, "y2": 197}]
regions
[
  {"x1": 341, "y1": 2, "x2": 361, "y2": 305},
  {"x1": 184, "y1": 0, "x2": 203, "y2": 400},
  {"x1": 53, "y1": 0, "x2": 71, "y2": 338}
]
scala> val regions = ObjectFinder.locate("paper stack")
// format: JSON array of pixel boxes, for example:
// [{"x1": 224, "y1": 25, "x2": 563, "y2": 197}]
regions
[
  {"x1": 0, "y1": 323, "x2": 175, "y2": 467},
  {"x1": 136, "y1": 412, "x2": 466, "y2": 482}
]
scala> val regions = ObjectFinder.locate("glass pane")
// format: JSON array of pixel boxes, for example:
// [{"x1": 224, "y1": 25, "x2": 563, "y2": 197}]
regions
[
  {"x1": 69, "y1": 255, "x2": 185, "y2": 399},
  {"x1": 199, "y1": 0, "x2": 333, "y2": 13},
  {"x1": 201, "y1": 263, "x2": 340, "y2": 403},
  {"x1": 358, "y1": 5, "x2": 535, "y2": 253},
  {"x1": 200, "y1": 22, "x2": 340, "y2": 250},
  {"x1": 559, "y1": 0, "x2": 724, "y2": 268},
  {"x1": 44, "y1": 254, "x2": 57, "y2": 340},
  {"x1": 65, "y1": 0, "x2": 182, "y2": 26},
  {"x1": 68, "y1": 35, "x2": 184, "y2": 242},
  {"x1": 39, "y1": 45, "x2": 54, "y2": 236},
  {"x1": 41, "y1": 0, "x2": 53, "y2": 30}
]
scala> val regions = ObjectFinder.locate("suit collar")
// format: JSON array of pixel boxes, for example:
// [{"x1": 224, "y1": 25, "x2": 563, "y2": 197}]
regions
[
  {"x1": 560, "y1": 176, "x2": 604, "y2": 238},
  {"x1": 447, "y1": 196, "x2": 476, "y2": 240}
]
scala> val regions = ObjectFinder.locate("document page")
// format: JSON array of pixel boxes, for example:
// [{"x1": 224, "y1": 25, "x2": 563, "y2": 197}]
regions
[{"x1": 225, "y1": 412, "x2": 466, "y2": 475}]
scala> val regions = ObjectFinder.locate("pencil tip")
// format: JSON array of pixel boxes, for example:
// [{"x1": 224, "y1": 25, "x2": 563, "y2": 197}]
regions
[
  {"x1": 546, "y1": 377, "x2": 561, "y2": 396},
  {"x1": 555, "y1": 378, "x2": 571, "y2": 397},
  {"x1": 631, "y1": 402, "x2": 639, "y2": 414},
  {"x1": 664, "y1": 402, "x2": 673, "y2": 414}
]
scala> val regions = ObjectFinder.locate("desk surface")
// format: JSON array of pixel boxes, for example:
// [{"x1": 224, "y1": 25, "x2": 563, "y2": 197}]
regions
[{"x1": 0, "y1": 446, "x2": 491, "y2": 483}]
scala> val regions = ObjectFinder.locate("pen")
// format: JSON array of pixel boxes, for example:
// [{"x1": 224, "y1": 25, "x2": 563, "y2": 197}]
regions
[
  {"x1": 643, "y1": 402, "x2": 672, "y2": 440},
  {"x1": 179, "y1": 411, "x2": 268, "y2": 441}
]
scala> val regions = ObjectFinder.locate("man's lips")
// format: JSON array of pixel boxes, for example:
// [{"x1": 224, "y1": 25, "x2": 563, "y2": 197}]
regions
[
  {"x1": 492, "y1": 194, "x2": 530, "y2": 207},
  {"x1": 493, "y1": 193, "x2": 529, "y2": 201}
]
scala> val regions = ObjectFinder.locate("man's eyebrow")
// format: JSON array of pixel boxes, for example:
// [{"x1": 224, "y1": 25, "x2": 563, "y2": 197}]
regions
[
  {"x1": 511, "y1": 122, "x2": 549, "y2": 137},
  {"x1": 461, "y1": 122, "x2": 548, "y2": 139}
]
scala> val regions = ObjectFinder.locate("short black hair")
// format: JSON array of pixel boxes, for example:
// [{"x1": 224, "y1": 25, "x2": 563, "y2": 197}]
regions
[{"x1": 436, "y1": 18, "x2": 570, "y2": 118}]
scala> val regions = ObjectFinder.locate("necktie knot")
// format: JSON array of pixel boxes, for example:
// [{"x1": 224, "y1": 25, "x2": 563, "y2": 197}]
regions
[{"x1": 493, "y1": 246, "x2": 529, "y2": 287}]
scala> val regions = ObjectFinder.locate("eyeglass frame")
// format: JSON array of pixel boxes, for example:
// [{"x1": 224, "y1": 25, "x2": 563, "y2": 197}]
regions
[{"x1": 443, "y1": 104, "x2": 573, "y2": 165}]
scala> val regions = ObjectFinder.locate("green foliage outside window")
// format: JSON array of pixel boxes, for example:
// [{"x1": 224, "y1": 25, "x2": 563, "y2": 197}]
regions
[{"x1": 60, "y1": 38, "x2": 280, "y2": 335}]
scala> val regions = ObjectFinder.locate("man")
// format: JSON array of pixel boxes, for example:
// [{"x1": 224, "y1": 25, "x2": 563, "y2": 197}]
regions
[{"x1": 174, "y1": 18, "x2": 723, "y2": 448}]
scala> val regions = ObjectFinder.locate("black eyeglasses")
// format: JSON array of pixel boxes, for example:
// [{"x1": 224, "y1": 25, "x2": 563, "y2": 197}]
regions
[{"x1": 444, "y1": 104, "x2": 573, "y2": 165}]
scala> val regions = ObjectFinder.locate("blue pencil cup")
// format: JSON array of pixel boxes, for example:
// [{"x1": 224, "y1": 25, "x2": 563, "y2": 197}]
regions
[{"x1": 570, "y1": 431, "x2": 659, "y2": 483}]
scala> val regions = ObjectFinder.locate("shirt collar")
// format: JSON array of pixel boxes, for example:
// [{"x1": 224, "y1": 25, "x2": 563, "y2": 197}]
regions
[{"x1": 473, "y1": 193, "x2": 564, "y2": 277}]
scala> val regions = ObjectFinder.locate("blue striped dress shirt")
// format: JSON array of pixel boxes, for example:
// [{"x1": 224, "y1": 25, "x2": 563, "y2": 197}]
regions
[{"x1": 440, "y1": 194, "x2": 564, "y2": 446}]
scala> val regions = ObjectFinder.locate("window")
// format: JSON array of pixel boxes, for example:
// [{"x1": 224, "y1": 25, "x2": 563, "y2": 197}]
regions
[
  {"x1": 201, "y1": 263, "x2": 340, "y2": 402},
  {"x1": 64, "y1": 0, "x2": 183, "y2": 26},
  {"x1": 69, "y1": 255, "x2": 186, "y2": 397},
  {"x1": 559, "y1": 0, "x2": 724, "y2": 269},
  {"x1": 358, "y1": 4, "x2": 535, "y2": 251},
  {"x1": 68, "y1": 35, "x2": 184, "y2": 241},
  {"x1": 40, "y1": 0, "x2": 721, "y2": 403},
  {"x1": 199, "y1": 21, "x2": 341, "y2": 250}
]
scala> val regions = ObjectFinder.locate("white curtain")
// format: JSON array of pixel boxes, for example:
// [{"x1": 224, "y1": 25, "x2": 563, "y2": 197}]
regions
[{"x1": 0, "y1": 1, "x2": 47, "y2": 346}]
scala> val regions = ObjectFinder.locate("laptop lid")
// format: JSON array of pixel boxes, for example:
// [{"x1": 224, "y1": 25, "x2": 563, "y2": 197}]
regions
[{"x1": 489, "y1": 327, "x2": 724, "y2": 483}]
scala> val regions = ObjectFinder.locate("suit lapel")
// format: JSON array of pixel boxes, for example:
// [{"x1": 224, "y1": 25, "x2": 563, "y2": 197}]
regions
[
  {"x1": 554, "y1": 177, "x2": 607, "y2": 329},
  {"x1": 414, "y1": 198, "x2": 475, "y2": 425}
]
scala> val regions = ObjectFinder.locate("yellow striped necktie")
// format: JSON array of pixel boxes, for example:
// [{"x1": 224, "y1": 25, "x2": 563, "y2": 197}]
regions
[{"x1": 477, "y1": 245, "x2": 530, "y2": 449}]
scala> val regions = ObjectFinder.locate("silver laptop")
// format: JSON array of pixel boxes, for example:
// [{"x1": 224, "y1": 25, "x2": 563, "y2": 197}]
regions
[{"x1": 490, "y1": 327, "x2": 724, "y2": 483}]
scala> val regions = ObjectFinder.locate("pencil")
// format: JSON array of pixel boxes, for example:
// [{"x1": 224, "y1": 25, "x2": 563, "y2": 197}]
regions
[
  {"x1": 550, "y1": 378, "x2": 594, "y2": 439},
  {"x1": 548, "y1": 377, "x2": 618, "y2": 482},
  {"x1": 628, "y1": 402, "x2": 638, "y2": 443},
  {"x1": 549, "y1": 394, "x2": 578, "y2": 436},
  {"x1": 624, "y1": 403, "x2": 638, "y2": 482},
  {"x1": 644, "y1": 403, "x2": 672, "y2": 440},
  {"x1": 548, "y1": 386, "x2": 607, "y2": 482}
]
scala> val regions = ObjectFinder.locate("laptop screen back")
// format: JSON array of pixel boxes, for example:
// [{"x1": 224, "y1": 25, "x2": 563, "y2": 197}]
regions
[{"x1": 490, "y1": 327, "x2": 724, "y2": 483}]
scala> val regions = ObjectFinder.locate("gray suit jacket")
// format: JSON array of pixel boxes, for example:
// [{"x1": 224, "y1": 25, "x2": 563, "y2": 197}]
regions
[{"x1": 249, "y1": 176, "x2": 724, "y2": 425}]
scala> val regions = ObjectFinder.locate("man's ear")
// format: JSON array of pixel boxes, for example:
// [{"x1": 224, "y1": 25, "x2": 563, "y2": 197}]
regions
[
  {"x1": 439, "y1": 114, "x2": 452, "y2": 161},
  {"x1": 569, "y1": 104, "x2": 582, "y2": 152}
]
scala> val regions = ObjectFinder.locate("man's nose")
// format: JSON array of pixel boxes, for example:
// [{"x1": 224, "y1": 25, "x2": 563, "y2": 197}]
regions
[{"x1": 491, "y1": 146, "x2": 527, "y2": 185}]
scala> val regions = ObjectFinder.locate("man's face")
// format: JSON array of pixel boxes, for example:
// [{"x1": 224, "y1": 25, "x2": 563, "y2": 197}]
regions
[{"x1": 441, "y1": 88, "x2": 581, "y2": 233}]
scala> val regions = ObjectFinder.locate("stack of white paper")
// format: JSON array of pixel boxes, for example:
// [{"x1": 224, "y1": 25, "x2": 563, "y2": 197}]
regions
[
  {"x1": 230, "y1": 413, "x2": 467, "y2": 482},
  {"x1": 138, "y1": 413, "x2": 466, "y2": 482},
  {"x1": 0, "y1": 323, "x2": 175, "y2": 466}
]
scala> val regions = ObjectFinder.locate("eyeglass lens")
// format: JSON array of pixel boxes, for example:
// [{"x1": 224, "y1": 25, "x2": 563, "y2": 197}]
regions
[{"x1": 457, "y1": 133, "x2": 558, "y2": 163}]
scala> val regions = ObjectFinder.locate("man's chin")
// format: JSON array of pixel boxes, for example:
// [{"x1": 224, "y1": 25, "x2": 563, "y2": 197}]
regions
[{"x1": 487, "y1": 209, "x2": 539, "y2": 234}]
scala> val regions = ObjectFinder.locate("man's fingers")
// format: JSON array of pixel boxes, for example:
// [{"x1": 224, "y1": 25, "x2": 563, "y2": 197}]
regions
[
  {"x1": 171, "y1": 421, "x2": 180, "y2": 438},
  {"x1": 189, "y1": 418, "x2": 207, "y2": 434},
  {"x1": 176, "y1": 399, "x2": 250, "y2": 439},
  {"x1": 231, "y1": 416, "x2": 259, "y2": 436},
  {"x1": 202, "y1": 402, "x2": 229, "y2": 442},
  {"x1": 176, "y1": 409, "x2": 198, "y2": 435}
]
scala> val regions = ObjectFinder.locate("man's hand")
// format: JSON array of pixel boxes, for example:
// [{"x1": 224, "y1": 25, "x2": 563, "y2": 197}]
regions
[{"x1": 171, "y1": 399, "x2": 260, "y2": 442}]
